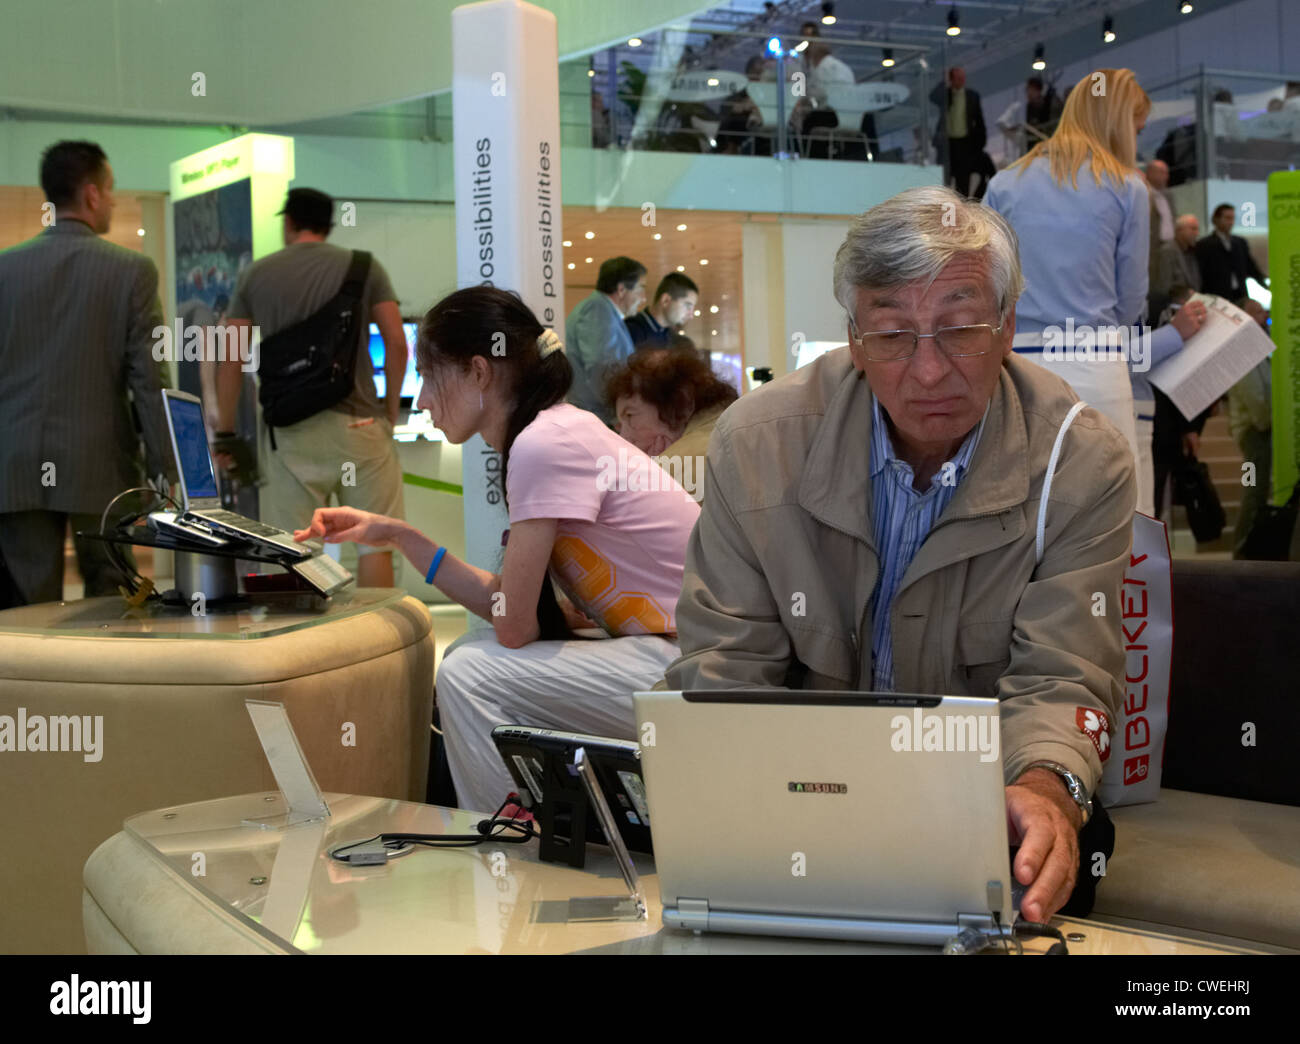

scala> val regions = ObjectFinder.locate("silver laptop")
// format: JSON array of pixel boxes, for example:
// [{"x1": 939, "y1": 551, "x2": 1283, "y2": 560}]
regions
[
  {"x1": 161, "y1": 389, "x2": 310, "y2": 559},
  {"x1": 634, "y1": 689, "x2": 1013, "y2": 946}
]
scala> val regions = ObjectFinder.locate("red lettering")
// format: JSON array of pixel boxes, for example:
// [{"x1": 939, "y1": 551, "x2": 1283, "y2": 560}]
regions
[
  {"x1": 1126, "y1": 656, "x2": 1149, "y2": 684},
  {"x1": 1124, "y1": 684, "x2": 1148, "y2": 715},
  {"x1": 1125, "y1": 717, "x2": 1150, "y2": 750},
  {"x1": 1122, "y1": 619, "x2": 1148, "y2": 645},
  {"x1": 1121, "y1": 588, "x2": 1148, "y2": 618},
  {"x1": 1128, "y1": 553, "x2": 1149, "y2": 568}
]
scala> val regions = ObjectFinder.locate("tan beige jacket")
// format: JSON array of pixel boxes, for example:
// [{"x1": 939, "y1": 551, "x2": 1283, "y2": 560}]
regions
[{"x1": 664, "y1": 348, "x2": 1136, "y2": 794}]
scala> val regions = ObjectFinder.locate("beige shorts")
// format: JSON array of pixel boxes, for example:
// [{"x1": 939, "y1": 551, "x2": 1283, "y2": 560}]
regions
[{"x1": 259, "y1": 409, "x2": 405, "y2": 556}]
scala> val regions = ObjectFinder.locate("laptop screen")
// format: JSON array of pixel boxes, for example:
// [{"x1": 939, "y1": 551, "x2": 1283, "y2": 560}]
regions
[{"x1": 165, "y1": 394, "x2": 219, "y2": 501}]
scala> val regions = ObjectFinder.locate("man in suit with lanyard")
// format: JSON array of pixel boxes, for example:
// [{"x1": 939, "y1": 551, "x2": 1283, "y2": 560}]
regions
[{"x1": 0, "y1": 140, "x2": 173, "y2": 607}]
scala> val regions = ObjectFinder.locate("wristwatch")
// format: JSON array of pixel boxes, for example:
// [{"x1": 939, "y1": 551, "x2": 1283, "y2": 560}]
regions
[{"x1": 1024, "y1": 761, "x2": 1092, "y2": 827}]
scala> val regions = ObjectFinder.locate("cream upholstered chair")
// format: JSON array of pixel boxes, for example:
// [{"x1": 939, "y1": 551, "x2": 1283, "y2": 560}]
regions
[{"x1": 0, "y1": 591, "x2": 434, "y2": 954}]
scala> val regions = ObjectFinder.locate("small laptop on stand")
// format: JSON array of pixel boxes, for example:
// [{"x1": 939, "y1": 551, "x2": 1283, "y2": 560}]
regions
[
  {"x1": 160, "y1": 388, "x2": 310, "y2": 560},
  {"x1": 633, "y1": 689, "x2": 1014, "y2": 946}
]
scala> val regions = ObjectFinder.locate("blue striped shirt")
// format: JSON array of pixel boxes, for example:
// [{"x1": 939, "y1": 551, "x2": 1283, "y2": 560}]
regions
[{"x1": 869, "y1": 397, "x2": 987, "y2": 691}]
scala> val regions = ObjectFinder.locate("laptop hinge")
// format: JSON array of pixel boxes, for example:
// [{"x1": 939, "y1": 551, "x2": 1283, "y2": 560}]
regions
[
  {"x1": 957, "y1": 912, "x2": 997, "y2": 931},
  {"x1": 677, "y1": 898, "x2": 710, "y2": 932}
]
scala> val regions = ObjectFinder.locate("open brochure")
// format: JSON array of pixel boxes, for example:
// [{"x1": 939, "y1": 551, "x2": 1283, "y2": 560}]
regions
[{"x1": 1147, "y1": 294, "x2": 1274, "y2": 419}]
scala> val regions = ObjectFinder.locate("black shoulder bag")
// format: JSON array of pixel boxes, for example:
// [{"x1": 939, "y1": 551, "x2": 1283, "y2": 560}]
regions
[{"x1": 257, "y1": 250, "x2": 372, "y2": 442}]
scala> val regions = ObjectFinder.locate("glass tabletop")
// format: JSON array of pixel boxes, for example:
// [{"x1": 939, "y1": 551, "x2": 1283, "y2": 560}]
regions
[{"x1": 0, "y1": 588, "x2": 408, "y2": 639}]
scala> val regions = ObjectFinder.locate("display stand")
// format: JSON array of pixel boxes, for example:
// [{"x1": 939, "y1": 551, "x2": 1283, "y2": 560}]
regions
[{"x1": 77, "y1": 529, "x2": 328, "y2": 608}]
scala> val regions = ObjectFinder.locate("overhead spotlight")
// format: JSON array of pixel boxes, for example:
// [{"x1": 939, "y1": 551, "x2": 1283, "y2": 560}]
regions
[
  {"x1": 882, "y1": 48, "x2": 895, "y2": 68},
  {"x1": 653, "y1": 232, "x2": 662, "y2": 240},
  {"x1": 1103, "y1": 15, "x2": 1116, "y2": 43},
  {"x1": 699, "y1": 258, "x2": 709, "y2": 265},
  {"x1": 709, "y1": 305, "x2": 719, "y2": 314},
  {"x1": 794, "y1": 39, "x2": 809, "y2": 53},
  {"x1": 136, "y1": 227, "x2": 146, "y2": 237},
  {"x1": 567, "y1": 262, "x2": 575, "y2": 270},
  {"x1": 676, "y1": 223, "x2": 687, "y2": 231},
  {"x1": 694, "y1": 309, "x2": 702, "y2": 317},
  {"x1": 587, "y1": 68, "x2": 595, "y2": 78},
  {"x1": 584, "y1": 230, "x2": 595, "y2": 239},
  {"x1": 946, "y1": 7, "x2": 960, "y2": 36},
  {"x1": 628, "y1": 37, "x2": 642, "y2": 47},
  {"x1": 821, "y1": 3, "x2": 836, "y2": 26},
  {"x1": 707, "y1": 77, "x2": 719, "y2": 86},
  {"x1": 676, "y1": 265, "x2": 685, "y2": 272},
  {"x1": 562, "y1": 239, "x2": 572, "y2": 247},
  {"x1": 711, "y1": 329, "x2": 718, "y2": 336},
  {"x1": 585, "y1": 257, "x2": 593, "y2": 263},
  {"x1": 1032, "y1": 43, "x2": 1046, "y2": 71},
  {"x1": 1179, "y1": 1, "x2": 1193, "y2": 12}
]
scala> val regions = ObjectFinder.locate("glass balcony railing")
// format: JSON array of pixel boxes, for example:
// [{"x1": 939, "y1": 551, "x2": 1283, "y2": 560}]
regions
[
  {"x1": 561, "y1": 24, "x2": 933, "y2": 165},
  {"x1": 1142, "y1": 67, "x2": 1300, "y2": 185}
]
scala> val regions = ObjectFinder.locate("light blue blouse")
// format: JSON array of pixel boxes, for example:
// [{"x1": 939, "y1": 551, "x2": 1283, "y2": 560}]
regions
[{"x1": 985, "y1": 156, "x2": 1150, "y2": 335}]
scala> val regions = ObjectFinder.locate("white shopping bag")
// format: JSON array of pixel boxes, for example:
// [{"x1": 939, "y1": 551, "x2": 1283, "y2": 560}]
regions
[{"x1": 1098, "y1": 514, "x2": 1173, "y2": 807}]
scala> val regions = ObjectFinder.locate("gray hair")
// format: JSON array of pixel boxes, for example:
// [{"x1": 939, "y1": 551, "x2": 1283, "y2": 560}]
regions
[{"x1": 832, "y1": 186, "x2": 1025, "y2": 328}]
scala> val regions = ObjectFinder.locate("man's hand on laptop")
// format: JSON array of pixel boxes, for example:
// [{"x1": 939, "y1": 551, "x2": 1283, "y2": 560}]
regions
[
  {"x1": 1005, "y1": 767, "x2": 1083, "y2": 923},
  {"x1": 295, "y1": 507, "x2": 402, "y2": 548}
]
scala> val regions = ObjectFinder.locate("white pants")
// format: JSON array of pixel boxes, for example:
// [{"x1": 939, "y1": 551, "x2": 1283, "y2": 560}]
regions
[
  {"x1": 435, "y1": 634, "x2": 680, "y2": 815},
  {"x1": 1013, "y1": 347, "x2": 1140, "y2": 468},
  {"x1": 1134, "y1": 403, "x2": 1155, "y2": 517}
]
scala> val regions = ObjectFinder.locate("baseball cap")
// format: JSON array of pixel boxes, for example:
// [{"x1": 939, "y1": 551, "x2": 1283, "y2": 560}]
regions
[{"x1": 277, "y1": 187, "x2": 334, "y2": 232}]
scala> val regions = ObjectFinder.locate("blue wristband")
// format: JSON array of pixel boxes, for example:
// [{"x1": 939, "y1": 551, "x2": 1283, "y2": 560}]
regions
[{"x1": 425, "y1": 546, "x2": 448, "y2": 585}]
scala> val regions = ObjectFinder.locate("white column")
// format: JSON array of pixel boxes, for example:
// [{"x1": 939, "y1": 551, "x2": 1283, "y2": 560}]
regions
[{"x1": 452, "y1": 0, "x2": 565, "y2": 585}]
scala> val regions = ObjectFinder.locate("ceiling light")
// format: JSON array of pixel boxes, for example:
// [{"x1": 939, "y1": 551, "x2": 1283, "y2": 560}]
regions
[
  {"x1": 699, "y1": 259, "x2": 709, "y2": 265},
  {"x1": 628, "y1": 37, "x2": 642, "y2": 47},
  {"x1": 821, "y1": 3, "x2": 836, "y2": 26},
  {"x1": 709, "y1": 305, "x2": 719, "y2": 313},
  {"x1": 1032, "y1": 43, "x2": 1046, "y2": 71},
  {"x1": 136, "y1": 228, "x2": 145, "y2": 236},
  {"x1": 1103, "y1": 15, "x2": 1116, "y2": 43},
  {"x1": 707, "y1": 77, "x2": 719, "y2": 87},
  {"x1": 711, "y1": 329, "x2": 718, "y2": 336},
  {"x1": 567, "y1": 262, "x2": 575, "y2": 269},
  {"x1": 584, "y1": 230, "x2": 594, "y2": 239},
  {"x1": 1179, "y1": 0, "x2": 1193, "y2": 12},
  {"x1": 882, "y1": 48, "x2": 895, "y2": 68},
  {"x1": 562, "y1": 239, "x2": 572, "y2": 247},
  {"x1": 694, "y1": 309, "x2": 702, "y2": 317},
  {"x1": 653, "y1": 233, "x2": 662, "y2": 240},
  {"x1": 676, "y1": 265, "x2": 685, "y2": 272},
  {"x1": 587, "y1": 68, "x2": 595, "y2": 78},
  {"x1": 585, "y1": 257, "x2": 593, "y2": 263},
  {"x1": 946, "y1": 7, "x2": 960, "y2": 36},
  {"x1": 794, "y1": 39, "x2": 809, "y2": 53},
  {"x1": 676, "y1": 223, "x2": 687, "y2": 231}
]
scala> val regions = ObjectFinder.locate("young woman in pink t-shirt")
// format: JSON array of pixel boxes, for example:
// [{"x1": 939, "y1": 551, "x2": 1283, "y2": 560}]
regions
[{"x1": 296, "y1": 286, "x2": 701, "y2": 813}]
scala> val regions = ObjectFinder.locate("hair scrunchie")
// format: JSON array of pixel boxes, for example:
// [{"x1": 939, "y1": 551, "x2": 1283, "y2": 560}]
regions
[{"x1": 536, "y1": 329, "x2": 565, "y2": 358}]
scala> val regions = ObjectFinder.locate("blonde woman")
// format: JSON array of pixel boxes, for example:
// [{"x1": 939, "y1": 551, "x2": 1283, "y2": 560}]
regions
[{"x1": 985, "y1": 68, "x2": 1152, "y2": 469}]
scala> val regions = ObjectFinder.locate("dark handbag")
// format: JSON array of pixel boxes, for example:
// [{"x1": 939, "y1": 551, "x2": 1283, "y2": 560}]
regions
[
  {"x1": 1172, "y1": 454, "x2": 1226, "y2": 543},
  {"x1": 1240, "y1": 484, "x2": 1300, "y2": 561},
  {"x1": 257, "y1": 250, "x2": 371, "y2": 431}
]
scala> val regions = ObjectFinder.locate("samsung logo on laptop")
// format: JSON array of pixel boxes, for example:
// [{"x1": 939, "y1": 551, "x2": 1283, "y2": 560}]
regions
[{"x1": 788, "y1": 782, "x2": 847, "y2": 794}]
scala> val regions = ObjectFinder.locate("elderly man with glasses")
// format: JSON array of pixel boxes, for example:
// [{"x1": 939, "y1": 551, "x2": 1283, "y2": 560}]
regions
[{"x1": 664, "y1": 185, "x2": 1136, "y2": 924}]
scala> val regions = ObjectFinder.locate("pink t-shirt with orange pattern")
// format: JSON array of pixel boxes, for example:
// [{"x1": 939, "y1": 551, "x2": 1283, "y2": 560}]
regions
[{"x1": 506, "y1": 403, "x2": 699, "y2": 636}]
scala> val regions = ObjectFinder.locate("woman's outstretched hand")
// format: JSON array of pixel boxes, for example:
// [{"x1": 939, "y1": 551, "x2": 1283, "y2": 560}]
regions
[{"x1": 294, "y1": 507, "x2": 403, "y2": 548}]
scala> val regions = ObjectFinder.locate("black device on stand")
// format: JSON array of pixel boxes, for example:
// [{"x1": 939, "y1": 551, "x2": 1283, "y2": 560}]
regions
[{"x1": 491, "y1": 726, "x2": 653, "y2": 869}]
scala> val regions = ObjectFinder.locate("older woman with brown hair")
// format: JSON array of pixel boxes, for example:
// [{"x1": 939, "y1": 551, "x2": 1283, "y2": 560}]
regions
[{"x1": 606, "y1": 346, "x2": 738, "y2": 471}]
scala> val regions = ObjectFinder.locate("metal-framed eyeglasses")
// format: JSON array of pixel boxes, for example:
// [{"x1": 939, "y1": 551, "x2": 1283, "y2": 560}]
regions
[{"x1": 849, "y1": 322, "x2": 1004, "y2": 363}]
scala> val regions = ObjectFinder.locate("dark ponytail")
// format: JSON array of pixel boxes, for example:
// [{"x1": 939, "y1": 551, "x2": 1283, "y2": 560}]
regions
[{"x1": 417, "y1": 286, "x2": 574, "y2": 639}]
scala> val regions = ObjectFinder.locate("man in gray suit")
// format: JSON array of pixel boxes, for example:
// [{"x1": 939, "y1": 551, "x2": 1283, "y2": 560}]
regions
[{"x1": 0, "y1": 140, "x2": 173, "y2": 607}]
